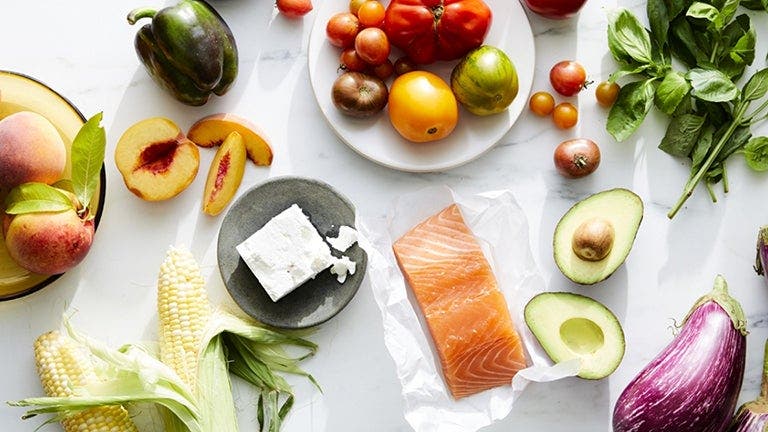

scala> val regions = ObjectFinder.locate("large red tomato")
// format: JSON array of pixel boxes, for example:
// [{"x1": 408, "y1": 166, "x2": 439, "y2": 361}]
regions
[
  {"x1": 383, "y1": 0, "x2": 492, "y2": 65},
  {"x1": 522, "y1": 0, "x2": 587, "y2": 19}
]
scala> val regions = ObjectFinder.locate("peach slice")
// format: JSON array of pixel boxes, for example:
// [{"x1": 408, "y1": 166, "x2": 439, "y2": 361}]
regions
[
  {"x1": 114, "y1": 117, "x2": 200, "y2": 201},
  {"x1": 202, "y1": 131, "x2": 246, "y2": 216},
  {"x1": 187, "y1": 114, "x2": 273, "y2": 166}
]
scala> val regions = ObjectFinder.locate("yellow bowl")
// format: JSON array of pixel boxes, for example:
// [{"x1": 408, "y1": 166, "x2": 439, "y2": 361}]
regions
[{"x1": 0, "y1": 71, "x2": 105, "y2": 300}]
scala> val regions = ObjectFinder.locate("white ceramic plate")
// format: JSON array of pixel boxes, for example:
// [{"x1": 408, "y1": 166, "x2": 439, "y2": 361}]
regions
[{"x1": 308, "y1": 0, "x2": 535, "y2": 172}]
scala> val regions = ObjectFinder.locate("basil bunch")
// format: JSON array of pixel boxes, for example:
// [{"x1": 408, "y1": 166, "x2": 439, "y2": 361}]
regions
[{"x1": 606, "y1": 1, "x2": 768, "y2": 218}]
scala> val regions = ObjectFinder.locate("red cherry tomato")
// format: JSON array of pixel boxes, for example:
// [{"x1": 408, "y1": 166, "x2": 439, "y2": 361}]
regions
[
  {"x1": 550, "y1": 61, "x2": 588, "y2": 97},
  {"x1": 371, "y1": 59, "x2": 394, "y2": 80},
  {"x1": 355, "y1": 27, "x2": 390, "y2": 65},
  {"x1": 326, "y1": 13, "x2": 360, "y2": 48},
  {"x1": 340, "y1": 48, "x2": 368, "y2": 72},
  {"x1": 394, "y1": 56, "x2": 417, "y2": 76},
  {"x1": 277, "y1": 0, "x2": 313, "y2": 18}
]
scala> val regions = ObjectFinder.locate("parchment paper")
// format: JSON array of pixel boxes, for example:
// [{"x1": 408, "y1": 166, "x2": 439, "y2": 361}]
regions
[{"x1": 358, "y1": 186, "x2": 579, "y2": 432}]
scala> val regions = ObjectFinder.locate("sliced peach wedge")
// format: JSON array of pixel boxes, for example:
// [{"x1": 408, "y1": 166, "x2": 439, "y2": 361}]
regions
[
  {"x1": 187, "y1": 114, "x2": 273, "y2": 166},
  {"x1": 114, "y1": 117, "x2": 200, "y2": 201},
  {"x1": 202, "y1": 131, "x2": 246, "y2": 216}
]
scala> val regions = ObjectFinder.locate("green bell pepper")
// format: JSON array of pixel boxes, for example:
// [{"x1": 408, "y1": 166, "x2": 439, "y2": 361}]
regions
[{"x1": 127, "y1": 0, "x2": 238, "y2": 106}]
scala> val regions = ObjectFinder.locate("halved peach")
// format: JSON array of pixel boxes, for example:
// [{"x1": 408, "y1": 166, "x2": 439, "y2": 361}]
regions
[
  {"x1": 187, "y1": 114, "x2": 273, "y2": 166},
  {"x1": 202, "y1": 131, "x2": 246, "y2": 216},
  {"x1": 114, "y1": 117, "x2": 200, "y2": 201}
]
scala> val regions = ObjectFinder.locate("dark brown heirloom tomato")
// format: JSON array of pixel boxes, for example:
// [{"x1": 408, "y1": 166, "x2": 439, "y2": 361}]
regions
[
  {"x1": 554, "y1": 138, "x2": 600, "y2": 178},
  {"x1": 332, "y1": 72, "x2": 388, "y2": 118}
]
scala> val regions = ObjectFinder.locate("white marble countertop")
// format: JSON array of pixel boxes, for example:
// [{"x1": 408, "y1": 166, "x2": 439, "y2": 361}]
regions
[{"x1": 3, "y1": 0, "x2": 768, "y2": 431}]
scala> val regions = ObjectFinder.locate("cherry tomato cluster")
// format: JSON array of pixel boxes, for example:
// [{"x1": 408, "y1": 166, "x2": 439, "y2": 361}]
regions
[
  {"x1": 326, "y1": 0, "x2": 411, "y2": 80},
  {"x1": 529, "y1": 60, "x2": 620, "y2": 129}
]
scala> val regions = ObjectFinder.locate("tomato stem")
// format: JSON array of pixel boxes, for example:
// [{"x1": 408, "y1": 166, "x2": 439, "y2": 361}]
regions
[{"x1": 431, "y1": 4, "x2": 444, "y2": 20}]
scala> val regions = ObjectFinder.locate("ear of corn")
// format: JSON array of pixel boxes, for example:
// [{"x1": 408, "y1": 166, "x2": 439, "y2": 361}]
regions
[
  {"x1": 11, "y1": 245, "x2": 320, "y2": 432},
  {"x1": 33, "y1": 331, "x2": 139, "y2": 432},
  {"x1": 10, "y1": 322, "x2": 203, "y2": 432},
  {"x1": 157, "y1": 246, "x2": 212, "y2": 391},
  {"x1": 158, "y1": 245, "x2": 239, "y2": 432}
]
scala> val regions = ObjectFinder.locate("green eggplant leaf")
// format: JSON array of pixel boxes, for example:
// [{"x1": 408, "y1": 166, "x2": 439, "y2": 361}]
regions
[
  {"x1": 687, "y1": 69, "x2": 739, "y2": 102},
  {"x1": 659, "y1": 114, "x2": 706, "y2": 157},
  {"x1": 745, "y1": 136, "x2": 768, "y2": 171},
  {"x1": 70, "y1": 112, "x2": 105, "y2": 212},
  {"x1": 655, "y1": 71, "x2": 690, "y2": 115},
  {"x1": 607, "y1": 79, "x2": 657, "y2": 142},
  {"x1": 4, "y1": 183, "x2": 74, "y2": 215}
]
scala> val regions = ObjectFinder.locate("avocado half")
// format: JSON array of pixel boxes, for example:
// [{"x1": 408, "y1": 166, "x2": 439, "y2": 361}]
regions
[
  {"x1": 524, "y1": 292, "x2": 625, "y2": 379},
  {"x1": 553, "y1": 188, "x2": 643, "y2": 285}
]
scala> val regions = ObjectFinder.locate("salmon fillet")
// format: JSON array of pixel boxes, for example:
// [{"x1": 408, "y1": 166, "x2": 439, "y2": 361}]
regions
[{"x1": 393, "y1": 204, "x2": 527, "y2": 399}]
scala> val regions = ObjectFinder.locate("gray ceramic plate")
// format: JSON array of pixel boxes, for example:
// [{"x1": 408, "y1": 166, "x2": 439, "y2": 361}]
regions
[{"x1": 217, "y1": 176, "x2": 367, "y2": 329}]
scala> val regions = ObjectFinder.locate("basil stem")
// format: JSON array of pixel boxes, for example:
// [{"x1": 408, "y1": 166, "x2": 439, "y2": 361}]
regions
[{"x1": 668, "y1": 103, "x2": 748, "y2": 218}]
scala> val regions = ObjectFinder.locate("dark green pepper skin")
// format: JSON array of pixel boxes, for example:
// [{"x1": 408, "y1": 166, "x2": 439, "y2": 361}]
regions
[{"x1": 128, "y1": 0, "x2": 238, "y2": 106}]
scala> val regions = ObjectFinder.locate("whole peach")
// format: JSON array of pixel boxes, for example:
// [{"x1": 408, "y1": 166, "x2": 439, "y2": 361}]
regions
[
  {"x1": 0, "y1": 111, "x2": 67, "y2": 189},
  {"x1": 3, "y1": 210, "x2": 94, "y2": 275}
]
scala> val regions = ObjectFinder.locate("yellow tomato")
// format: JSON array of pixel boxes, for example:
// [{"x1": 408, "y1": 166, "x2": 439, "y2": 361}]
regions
[{"x1": 388, "y1": 71, "x2": 458, "y2": 143}]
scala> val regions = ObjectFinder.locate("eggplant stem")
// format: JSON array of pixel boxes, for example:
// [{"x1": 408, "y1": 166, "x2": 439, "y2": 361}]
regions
[{"x1": 127, "y1": 7, "x2": 157, "y2": 25}]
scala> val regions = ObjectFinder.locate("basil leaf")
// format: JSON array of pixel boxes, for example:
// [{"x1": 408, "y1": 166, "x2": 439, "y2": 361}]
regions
[
  {"x1": 745, "y1": 136, "x2": 768, "y2": 171},
  {"x1": 655, "y1": 71, "x2": 690, "y2": 114},
  {"x1": 691, "y1": 125, "x2": 716, "y2": 172},
  {"x1": 716, "y1": 0, "x2": 740, "y2": 29},
  {"x1": 742, "y1": 68, "x2": 768, "y2": 102},
  {"x1": 742, "y1": 0, "x2": 768, "y2": 10},
  {"x1": 687, "y1": 2, "x2": 719, "y2": 23},
  {"x1": 687, "y1": 68, "x2": 739, "y2": 102},
  {"x1": 670, "y1": 17, "x2": 708, "y2": 67},
  {"x1": 729, "y1": 27, "x2": 756, "y2": 65},
  {"x1": 4, "y1": 183, "x2": 74, "y2": 215},
  {"x1": 716, "y1": 125, "x2": 752, "y2": 163},
  {"x1": 609, "y1": 63, "x2": 652, "y2": 82},
  {"x1": 70, "y1": 112, "x2": 105, "y2": 212},
  {"x1": 607, "y1": 9, "x2": 654, "y2": 65},
  {"x1": 659, "y1": 114, "x2": 706, "y2": 157},
  {"x1": 698, "y1": 101, "x2": 732, "y2": 127},
  {"x1": 607, "y1": 79, "x2": 657, "y2": 142},
  {"x1": 667, "y1": 0, "x2": 689, "y2": 18},
  {"x1": 648, "y1": 0, "x2": 670, "y2": 50}
]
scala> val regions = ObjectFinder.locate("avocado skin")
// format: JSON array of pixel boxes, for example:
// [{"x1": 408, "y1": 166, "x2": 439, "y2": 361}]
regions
[
  {"x1": 524, "y1": 291, "x2": 625, "y2": 379},
  {"x1": 553, "y1": 188, "x2": 643, "y2": 285}
]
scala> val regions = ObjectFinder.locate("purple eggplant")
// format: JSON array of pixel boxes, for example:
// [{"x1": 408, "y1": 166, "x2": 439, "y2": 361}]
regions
[
  {"x1": 727, "y1": 341, "x2": 768, "y2": 432},
  {"x1": 613, "y1": 275, "x2": 747, "y2": 432},
  {"x1": 755, "y1": 226, "x2": 768, "y2": 285}
]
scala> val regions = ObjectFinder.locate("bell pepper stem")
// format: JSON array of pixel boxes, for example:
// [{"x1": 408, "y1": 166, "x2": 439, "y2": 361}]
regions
[{"x1": 127, "y1": 7, "x2": 158, "y2": 25}]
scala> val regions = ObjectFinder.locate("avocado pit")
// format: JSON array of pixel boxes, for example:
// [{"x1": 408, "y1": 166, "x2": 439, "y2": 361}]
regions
[{"x1": 572, "y1": 217, "x2": 615, "y2": 262}]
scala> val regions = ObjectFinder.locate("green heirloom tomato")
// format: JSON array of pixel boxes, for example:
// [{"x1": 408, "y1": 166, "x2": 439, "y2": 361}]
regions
[{"x1": 450, "y1": 45, "x2": 518, "y2": 116}]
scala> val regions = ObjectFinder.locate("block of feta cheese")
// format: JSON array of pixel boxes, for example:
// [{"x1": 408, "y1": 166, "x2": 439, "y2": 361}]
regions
[
  {"x1": 236, "y1": 204, "x2": 334, "y2": 302},
  {"x1": 326, "y1": 225, "x2": 358, "y2": 252}
]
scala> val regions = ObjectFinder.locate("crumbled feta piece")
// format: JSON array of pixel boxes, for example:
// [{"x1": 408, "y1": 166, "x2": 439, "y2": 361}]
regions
[
  {"x1": 330, "y1": 255, "x2": 356, "y2": 283},
  {"x1": 326, "y1": 225, "x2": 358, "y2": 252},
  {"x1": 236, "y1": 204, "x2": 334, "y2": 302}
]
